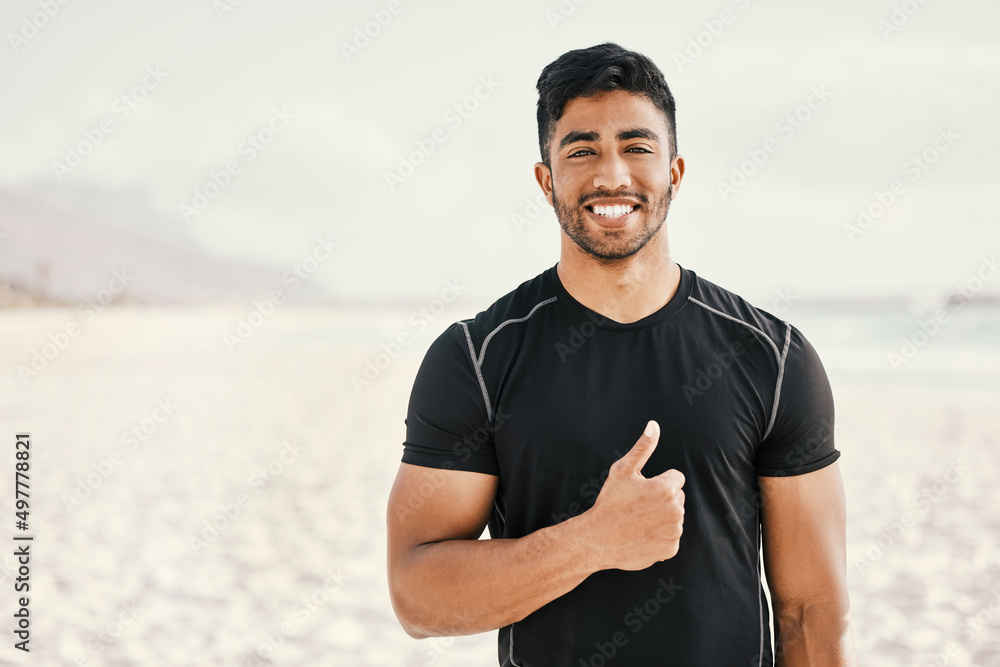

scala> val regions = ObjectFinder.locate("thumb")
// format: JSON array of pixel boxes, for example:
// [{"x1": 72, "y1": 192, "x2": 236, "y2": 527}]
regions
[{"x1": 619, "y1": 420, "x2": 660, "y2": 474}]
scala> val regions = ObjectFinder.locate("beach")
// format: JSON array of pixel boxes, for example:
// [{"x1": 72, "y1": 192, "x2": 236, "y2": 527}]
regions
[{"x1": 0, "y1": 303, "x2": 997, "y2": 665}]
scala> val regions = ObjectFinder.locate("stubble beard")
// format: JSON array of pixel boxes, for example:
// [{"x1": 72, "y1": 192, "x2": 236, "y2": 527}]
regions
[{"x1": 552, "y1": 183, "x2": 672, "y2": 264}]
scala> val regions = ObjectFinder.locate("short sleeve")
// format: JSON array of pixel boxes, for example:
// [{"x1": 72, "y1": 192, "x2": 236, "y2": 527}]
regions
[
  {"x1": 754, "y1": 325, "x2": 840, "y2": 477},
  {"x1": 401, "y1": 322, "x2": 500, "y2": 475}
]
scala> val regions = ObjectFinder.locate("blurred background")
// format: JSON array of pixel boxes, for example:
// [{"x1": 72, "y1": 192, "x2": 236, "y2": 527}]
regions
[{"x1": 0, "y1": 0, "x2": 998, "y2": 664}]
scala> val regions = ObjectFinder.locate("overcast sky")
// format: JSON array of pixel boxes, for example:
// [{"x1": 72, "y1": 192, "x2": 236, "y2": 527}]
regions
[{"x1": 1, "y1": 0, "x2": 997, "y2": 303}]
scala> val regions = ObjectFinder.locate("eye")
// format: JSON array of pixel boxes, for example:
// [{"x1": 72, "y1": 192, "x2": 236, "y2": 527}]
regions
[
  {"x1": 568, "y1": 148, "x2": 595, "y2": 158},
  {"x1": 626, "y1": 146, "x2": 653, "y2": 153}
]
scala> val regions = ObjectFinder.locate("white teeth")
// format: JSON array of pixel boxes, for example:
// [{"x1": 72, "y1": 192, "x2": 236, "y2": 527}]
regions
[{"x1": 592, "y1": 204, "x2": 634, "y2": 218}]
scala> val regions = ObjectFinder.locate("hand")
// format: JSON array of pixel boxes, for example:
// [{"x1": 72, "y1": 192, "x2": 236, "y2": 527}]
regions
[{"x1": 586, "y1": 420, "x2": 685, "y2": 571}]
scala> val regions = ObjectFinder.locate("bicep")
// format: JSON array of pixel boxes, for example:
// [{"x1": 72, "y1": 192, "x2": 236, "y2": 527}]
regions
[
  {"x1": 387, "y1": 462, "x2": 498, "y2": 564},
  {"x1": 759, "y1": 462, "x2": 847, "y2": 608}
]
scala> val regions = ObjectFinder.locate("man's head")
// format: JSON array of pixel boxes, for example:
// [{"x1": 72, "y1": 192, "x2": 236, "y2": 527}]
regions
[
  {"x1": 534, "y1": 43, "x2": 684, "y2": 263},
  {"x1": 536, "y1": 42, "x2": 677, "y2": 167}
]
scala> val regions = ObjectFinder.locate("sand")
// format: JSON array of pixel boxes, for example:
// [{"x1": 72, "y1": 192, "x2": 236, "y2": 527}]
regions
[{"x1": 0, "y1": 304, "x2": 997, "y2": 666}]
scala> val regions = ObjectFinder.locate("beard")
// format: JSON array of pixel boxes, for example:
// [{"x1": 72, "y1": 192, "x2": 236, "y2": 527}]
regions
[{"x1": 553, "y1": 183, "x2": 672, "y2": 263}]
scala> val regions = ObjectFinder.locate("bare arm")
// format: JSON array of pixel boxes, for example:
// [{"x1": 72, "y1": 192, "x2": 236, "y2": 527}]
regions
[
  {"x1": 386, "y1": 420, "x2": 685, "y2": 639},
  {"x1": 759, "y1": 462, "x2": 857, "y2": 666}
]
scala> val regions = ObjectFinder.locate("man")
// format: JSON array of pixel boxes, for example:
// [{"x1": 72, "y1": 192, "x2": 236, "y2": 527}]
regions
[{"x1": 387, "y1": 43, "x2": 857, "y2": 666}]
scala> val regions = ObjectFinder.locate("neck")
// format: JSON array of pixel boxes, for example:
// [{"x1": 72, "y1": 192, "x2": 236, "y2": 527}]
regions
[{"x1": 556, "y1": 235, "x2": 680, "y2": 324}]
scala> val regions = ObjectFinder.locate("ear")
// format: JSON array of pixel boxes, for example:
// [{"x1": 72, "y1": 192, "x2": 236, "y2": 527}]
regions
[
  {"x1": 669, "y1": 154, "x2": 685, "y2": 199},
  {"x1": 534, "y1": 162, "x2": 554, "y2": 207}
]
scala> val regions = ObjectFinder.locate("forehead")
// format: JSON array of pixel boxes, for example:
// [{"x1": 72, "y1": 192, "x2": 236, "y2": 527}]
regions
[{"x1": 554, "y1": 90, "x2": 668, "y2": 138}]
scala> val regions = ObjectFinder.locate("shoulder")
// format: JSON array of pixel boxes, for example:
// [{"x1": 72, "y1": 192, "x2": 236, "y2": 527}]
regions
[
  {"x1": 447, "y1": 266, "x2": 559, "y2": 358},
  {"x1": 684, "y1": 268, "x2": 798, "y2": 365}
]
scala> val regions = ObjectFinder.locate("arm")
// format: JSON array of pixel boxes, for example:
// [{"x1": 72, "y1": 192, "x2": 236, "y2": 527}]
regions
[
  {"x1": 759, "y1": 462, "x2": 857, "y2": 666},
  {"x1": 387, "y1": 420, "x2": 685, "y2": 639}
]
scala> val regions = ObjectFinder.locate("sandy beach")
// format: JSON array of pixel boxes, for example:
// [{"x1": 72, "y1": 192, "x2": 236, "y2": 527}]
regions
[{"x1": 0, "y1": 304, "x2": 997, "y2": 666}]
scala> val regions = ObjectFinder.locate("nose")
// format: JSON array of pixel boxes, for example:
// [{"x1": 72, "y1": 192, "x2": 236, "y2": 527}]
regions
[{"x1": 592, "y1": 151, "x2": 632, "y2": 191}]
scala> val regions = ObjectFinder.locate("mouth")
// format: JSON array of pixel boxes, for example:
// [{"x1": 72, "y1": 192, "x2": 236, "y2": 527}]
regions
[{"x1": 584, "y1": 203, "x2": 640, "y2": 228}]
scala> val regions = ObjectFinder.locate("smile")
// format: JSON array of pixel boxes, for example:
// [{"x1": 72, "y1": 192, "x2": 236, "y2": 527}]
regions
[{"x1": 587, "y1": 204, "x2": 638, "y2": 218}]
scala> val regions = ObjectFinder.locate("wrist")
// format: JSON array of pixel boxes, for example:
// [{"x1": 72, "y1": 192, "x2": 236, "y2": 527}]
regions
[{"x1": 552, "y1": 507, "x2": 607, "y2": 575}]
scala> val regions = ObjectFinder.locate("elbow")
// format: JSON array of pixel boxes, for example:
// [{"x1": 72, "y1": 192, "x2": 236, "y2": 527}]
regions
[{"x1": 388, "y1": 571, "x2": 435, "y2": 640}]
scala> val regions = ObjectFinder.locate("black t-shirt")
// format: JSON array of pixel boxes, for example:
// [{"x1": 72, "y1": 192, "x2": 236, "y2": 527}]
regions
[{"x1": 401, "y1": 262, "x2": 839, "y2": 667}]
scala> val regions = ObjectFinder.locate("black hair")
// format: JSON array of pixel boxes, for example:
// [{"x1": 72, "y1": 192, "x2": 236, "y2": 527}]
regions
[{"x1": 536, "y1": 42, "x2": 677, "y2": 166}]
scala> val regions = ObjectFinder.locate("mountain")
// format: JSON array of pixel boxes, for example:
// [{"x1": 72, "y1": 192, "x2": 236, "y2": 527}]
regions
[{"x1": 0, "y1": 185, "x2": 333, "y2": 305}]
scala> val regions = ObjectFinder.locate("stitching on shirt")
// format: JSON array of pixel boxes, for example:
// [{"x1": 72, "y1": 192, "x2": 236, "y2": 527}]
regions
[
  {"x1": 509, "y1": 623, "x2": 522, "y2": 666},
  {"x1": 458, "y1": 320, "x2": 493, "y2": 422},
  {"x1": 460, "y1": 297, "x2": 559, "y2": 424},
  {"x1": 688, "y1": 297, "x2": 781, "y2": 360},
  {"x1": 762, "y1": 323, "x2": 792, "y2": 441},
  {"x1": 477, "y1": 296, "x2": 558, "y2": 367},
  {"x1": 757, "y1": 501, "x2": 763, "y2": 667},
  {"x1": 687, "y1": 297, "x2": 789, "y2": 442}
]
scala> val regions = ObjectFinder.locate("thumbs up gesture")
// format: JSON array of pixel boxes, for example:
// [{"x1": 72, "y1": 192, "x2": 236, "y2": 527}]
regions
[{"x1": 586, "y1": 420, "x2": 686, "y2": 572}]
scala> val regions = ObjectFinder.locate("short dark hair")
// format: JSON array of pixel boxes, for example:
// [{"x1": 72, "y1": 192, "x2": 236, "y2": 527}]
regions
[{"x1": 535, "y1": 42, "x2": 677, "y2": 166}]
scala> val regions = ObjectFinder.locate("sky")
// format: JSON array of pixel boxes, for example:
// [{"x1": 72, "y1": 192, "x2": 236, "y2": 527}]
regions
[{"x1": 1, "y1": 0, "x2": 998, "y2": 304}]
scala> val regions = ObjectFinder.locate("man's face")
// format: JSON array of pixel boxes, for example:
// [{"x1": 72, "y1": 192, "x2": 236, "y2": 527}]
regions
[{"x1": 535, "y1": 89, "x2": 683, "y2": 262}]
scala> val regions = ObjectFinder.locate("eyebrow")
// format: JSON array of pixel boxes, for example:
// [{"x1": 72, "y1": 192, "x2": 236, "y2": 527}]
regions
[{"x1": 558, "y1": 127, "x2": 660, "y2": 150}]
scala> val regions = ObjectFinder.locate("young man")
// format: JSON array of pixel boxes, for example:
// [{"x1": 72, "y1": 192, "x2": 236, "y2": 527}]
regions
[{"x1": 387, "y1": 43, "x2": 857, "y2": 666}]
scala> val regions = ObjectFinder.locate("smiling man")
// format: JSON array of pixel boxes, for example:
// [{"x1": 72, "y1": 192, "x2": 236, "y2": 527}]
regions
[{"x1": 387, "y1": 43, "x2": 857, "y2": 666}]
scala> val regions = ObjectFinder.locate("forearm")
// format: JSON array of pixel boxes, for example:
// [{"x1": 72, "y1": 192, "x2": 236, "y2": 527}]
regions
[
  {"x1": 391, "y1": 512, "x2": 601, "y2": 638},
  {"x1": 774, "y1": 599, "x2": 857, "y2": 666}
]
